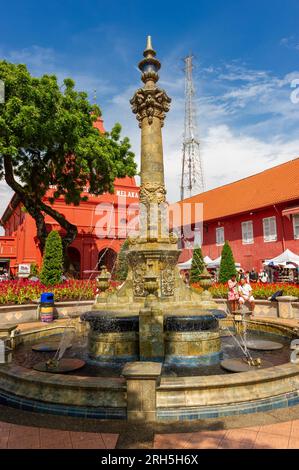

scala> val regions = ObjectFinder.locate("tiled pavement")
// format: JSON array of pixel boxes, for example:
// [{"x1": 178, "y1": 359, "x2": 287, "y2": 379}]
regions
[
  {"x1": 1, "y1": 419, "x2": 299, "y2": 448},
  {"x1": 154, "y1": 420, "x2": 299, "y2": 449},
  {"x1": 0, "y1": 421, "x2": 118, "y2": 449}
]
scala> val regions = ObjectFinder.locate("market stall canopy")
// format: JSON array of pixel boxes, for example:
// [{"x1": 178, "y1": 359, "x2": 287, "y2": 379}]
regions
[
  {"x1": 264, "y1": 249, "x2": 299, "y2": 267},
  {"x1": 178, "y1": 255, "x2": 213, "y2": 270},
  {"x1": 178, "y1": 258, "x2": 193, "y2": 270},
  {"x1": 207, "y1": 256, "x2": 241, "y2": 269}
]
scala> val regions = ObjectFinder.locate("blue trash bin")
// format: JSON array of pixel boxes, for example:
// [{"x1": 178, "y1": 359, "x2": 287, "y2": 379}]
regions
[{"x1": 40, "y1": 293, "x2": 54, "y2": 322}]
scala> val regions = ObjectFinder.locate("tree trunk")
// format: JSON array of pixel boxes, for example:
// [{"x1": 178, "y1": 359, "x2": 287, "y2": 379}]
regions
[
  {"x1": 39, "y1": 201, "x2": 78, "y2": 253},
  {"x1": 3, "y1": 155, "x2": 78, "y2": 257},
  {"x1": 3, "y1": 155, "x2": 48, "y2": 252}
]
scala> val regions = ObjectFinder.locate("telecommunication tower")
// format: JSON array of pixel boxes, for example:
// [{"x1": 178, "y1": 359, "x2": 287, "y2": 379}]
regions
[{"x1": 180, "y1": 55, "x2": 205, "y2": 200}]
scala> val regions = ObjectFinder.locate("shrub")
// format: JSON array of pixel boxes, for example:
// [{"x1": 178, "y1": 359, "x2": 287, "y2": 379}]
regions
[
  {"x1": 190, "y1": 247, "x2": 205, "y2": 283},
  {"x1": 218, "y1": 241, "x2": 237, "y2": 283},
  {"x1": 40, "y1": 231, "x2": 63, "y2": 286},
  {"x1": 115, "y1": 239, "x2": 129, "y2": 281}
]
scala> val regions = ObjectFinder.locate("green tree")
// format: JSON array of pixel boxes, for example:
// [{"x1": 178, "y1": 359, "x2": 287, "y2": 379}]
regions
[
  {"x1": 190, "y1": 247, "x2": 205, "y2": 283},
  {"x1": 40, "y1": 231, "x2": 63, "y2": 286},
  {"x1": 218, "y1": 241, "x2": 237, "y2": 283},
  {"x1": 115, "y1": 239, "x2": 129, "y2": 281},
  {"x1": 0, "y1": 61, "x2": 136, "y2": 255}
]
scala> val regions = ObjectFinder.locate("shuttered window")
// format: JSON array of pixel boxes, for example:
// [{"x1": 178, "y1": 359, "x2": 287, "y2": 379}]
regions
[
  {"x1": 241, "y1": 221, "x2": 254, "y2": 244},
  {"x1": 263, "y1": 216, "x2": 277, "y2": 242},
  {"x1": 216, "y1": 227, "x2": 224, "y2": 246}
]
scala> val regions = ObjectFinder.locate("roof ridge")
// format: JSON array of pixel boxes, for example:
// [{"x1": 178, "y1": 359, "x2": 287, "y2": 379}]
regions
[{"x1": 180, "y1": 156, "x2": 299, "y2": 203}]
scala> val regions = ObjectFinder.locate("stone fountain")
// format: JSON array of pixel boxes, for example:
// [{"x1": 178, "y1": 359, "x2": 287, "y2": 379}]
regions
[
  {"x1": 93, "y1": 36, "x2": 217, "y2": 314},
  {"x1": 82, "y1": 36, "x2": 225, "y2": 365}
]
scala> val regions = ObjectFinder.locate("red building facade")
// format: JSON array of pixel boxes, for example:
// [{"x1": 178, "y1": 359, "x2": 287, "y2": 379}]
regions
[
  {"x1": 0, "y1": 176, "x2": 139, "y2": 278},
  {"x1": 1, "y1": 152, "x2": 299, "y2": 277},
  {"x1": 177, "y1": 158, "x2": 299, "y2": 271}
]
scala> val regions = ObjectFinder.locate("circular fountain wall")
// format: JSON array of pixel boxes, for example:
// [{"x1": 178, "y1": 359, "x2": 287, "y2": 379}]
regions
[
  {"x1": 81, "y1": 311, "x2": 222, "y2": 365},
  {"x1": 81, "y1": 312, "x2": 139, "y2": 361}
]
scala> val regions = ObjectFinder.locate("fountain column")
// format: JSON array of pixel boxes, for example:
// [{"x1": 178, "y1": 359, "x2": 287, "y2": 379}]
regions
[{"x1": 127, "y1": 36, "x2": 180, "y2": 300}]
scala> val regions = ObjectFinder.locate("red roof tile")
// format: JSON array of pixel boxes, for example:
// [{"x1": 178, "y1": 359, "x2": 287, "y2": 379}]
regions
[{"x1": 174, "y1": 157, "x2": 299, "y2": 224}]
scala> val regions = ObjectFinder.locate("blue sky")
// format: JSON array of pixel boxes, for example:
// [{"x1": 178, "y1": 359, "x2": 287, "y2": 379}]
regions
[{"x1": 1, "y1": 0, "x2": 299, "y2": 211}]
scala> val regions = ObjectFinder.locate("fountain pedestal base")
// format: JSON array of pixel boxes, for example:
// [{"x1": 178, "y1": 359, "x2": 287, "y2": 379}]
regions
[{"x1": 139, "y1": 303, "x2": 164, "y2": 361}]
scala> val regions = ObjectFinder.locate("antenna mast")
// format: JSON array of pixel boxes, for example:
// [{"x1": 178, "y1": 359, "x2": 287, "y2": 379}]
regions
[{"x1": 180, "y1": 55, "x2": 205, "y2": 200}]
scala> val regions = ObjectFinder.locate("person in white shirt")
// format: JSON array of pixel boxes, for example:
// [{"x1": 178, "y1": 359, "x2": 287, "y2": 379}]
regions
[
  {"x1": 259, "y1": 270, "x2": 268, "y2": 283},
  {"x1": 238, "y1": 278, "x2": 255, "y2": 314}
]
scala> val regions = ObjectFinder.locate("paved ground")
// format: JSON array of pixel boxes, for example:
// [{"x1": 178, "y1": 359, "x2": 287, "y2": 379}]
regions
[
  {"x1": 1, "y1": 316, "x2": 298, "y2": 449},
  {"x1": 154, "y1": 420, "x2": 299, "y2": 449},
  {"x1": 0, "y1": 421, "x2": 119, "y2": 449},
  {"x1": 1, "y1": 419, "x2": 299, "y2": 449}
]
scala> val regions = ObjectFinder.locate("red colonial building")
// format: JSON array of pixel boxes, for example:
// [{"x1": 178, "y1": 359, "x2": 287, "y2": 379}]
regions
[
  {"x1": 0, "y1": 116, "x2": 139, "y2": 278},
  {"x1": 0, "y1": 176, "x2": 139, "y2": 278},
  {"x1": 1, "y1": 145, "x2": 299, "y2": 278},
  {"x1": 176, "y1": 158, "x2": 299, "y2": 271}
]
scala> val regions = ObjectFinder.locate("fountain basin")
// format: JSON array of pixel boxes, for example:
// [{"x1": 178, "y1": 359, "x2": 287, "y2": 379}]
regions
[
  {"x1": 81, "y1": 312, "x2": 222, "y2": 364},
  {"x1": 0, "y1": 317, "x2": 298, "y2": 421},
  {"x1": 81, "y1": 313, "x2": 139, "y2": 361}
]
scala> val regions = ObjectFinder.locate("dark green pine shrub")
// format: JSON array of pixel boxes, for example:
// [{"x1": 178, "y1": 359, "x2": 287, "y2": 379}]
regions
[
  {"x1": 190, "y1": 247, "x2": 205, "y2": 283},
  {"x1": 40, "y1": 231, "x2": 63, "y2": 286},
  {"x1": 115, "y1": 239, "x2": 129, "y2": 281},
  {"x1": 218, "y1": 241, "x2": 237, "y2": 283}
]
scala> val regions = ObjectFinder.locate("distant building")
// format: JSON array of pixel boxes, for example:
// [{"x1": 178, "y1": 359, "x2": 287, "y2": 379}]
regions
[
  {"x1": 0, "y1": 117, "x2": 139, "y2": 278},
  {"x1": 176, "y1": 158, "x2": 299, "y2": 272}
]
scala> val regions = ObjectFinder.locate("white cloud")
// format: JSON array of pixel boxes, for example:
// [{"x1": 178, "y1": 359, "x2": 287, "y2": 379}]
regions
[{"x1": 1, "y1": 43, "x2": 299, "y2": 214}]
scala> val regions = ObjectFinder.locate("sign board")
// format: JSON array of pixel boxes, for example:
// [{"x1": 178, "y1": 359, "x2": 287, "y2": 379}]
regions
[{"x1": 18, "y1": 263, "x2": 31, "y2": 278}]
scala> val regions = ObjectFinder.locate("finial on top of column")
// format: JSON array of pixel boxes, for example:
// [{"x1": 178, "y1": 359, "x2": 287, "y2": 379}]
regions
[
  {"x1": 131, "y1": 36, "x2": 171, "y2": 127},
  {"x1": 138, "y1": 35, "x2": 161, "y2": 84},
  {"x1": 144, "y1": 35, "x2": 155, "y2": 56}
]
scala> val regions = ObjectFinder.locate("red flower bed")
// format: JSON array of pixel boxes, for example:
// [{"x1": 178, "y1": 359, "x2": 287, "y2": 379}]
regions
[
  {"x1": 0, "y1": 279, "x2": 297, "y2": 305},
  {"x1": 191, "y1": 282, "x2": 299, "y2": 299},
  {"x1": 0, "y1": 279, "x2": 98, "y2": 305}
]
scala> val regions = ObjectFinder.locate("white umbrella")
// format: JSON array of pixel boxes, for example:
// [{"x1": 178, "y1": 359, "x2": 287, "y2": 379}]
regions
[
  {"x1": 264, "y1": 249, "x2": 299, "y2": 266},
  {"x1": 177, "y1": 258, "x2": 193, "y2": 270}
]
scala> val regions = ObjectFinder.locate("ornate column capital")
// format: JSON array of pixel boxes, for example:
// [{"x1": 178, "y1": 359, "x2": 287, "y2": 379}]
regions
[
  {"x1": 130, "y1": 36, "x2": 171, "y2": 127},
  {"x1": 130, "y1": 87, "x2": 171, "y2": 128}
]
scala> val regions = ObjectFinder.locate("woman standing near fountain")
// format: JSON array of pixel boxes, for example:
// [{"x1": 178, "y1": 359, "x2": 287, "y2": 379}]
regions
[{"x1": 228, "y1": 274, "x2": 239, "y2": 313}]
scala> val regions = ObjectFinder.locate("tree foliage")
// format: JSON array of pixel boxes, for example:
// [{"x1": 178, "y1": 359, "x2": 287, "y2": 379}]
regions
[
  {"x1": 40, "y1": 231, "x2": 63, "y2": 286},
  {"x1": 115, "y1": 239, "x2": 129, "y2": 281},
  {"x1": 218, "y1": 241, "x2": 237, "y2": 283},
  {"x1": 0, "y1": 61, "x2": 136, "y2": 254},
  {"x1": 190, "y1": 247, "x2": 205, "y2": 283}
]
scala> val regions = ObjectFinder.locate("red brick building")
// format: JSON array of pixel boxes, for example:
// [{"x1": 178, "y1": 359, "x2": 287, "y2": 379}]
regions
[
  {"x1": 0, "y1": 117, "x2": 139, "y2": 278},
  {"x1": 177, "y1": 158, "x2": 299, "y2": 271}
]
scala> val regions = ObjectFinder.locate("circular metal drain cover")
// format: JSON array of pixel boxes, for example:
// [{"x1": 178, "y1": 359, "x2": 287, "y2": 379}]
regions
[
  {"x1": 246, "y1": 340, "x2": 283, "y2": 351},
  {"x1": 33, "y1": 358, "x2": 85, "y2": 374},
  {"x1": 32, "y1": 342, "x2": 72, "y2": 352},
  {"x1": 221, "y1": 358, "x2": 273, "y2": 373}
]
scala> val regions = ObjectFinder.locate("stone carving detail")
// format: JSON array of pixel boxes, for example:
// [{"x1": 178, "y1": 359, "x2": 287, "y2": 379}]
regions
[
  {"x1": 128, "y1": 252, "x2": 147, "y2": 297},
  {"x1": 130, "y1": 87, "x2": 171, "y2": 127},
  {"x1": 139, "y1": 182, "x2": 166, "y2": 204},
  {"x1": 133, "y1": 268, "x2": 146, "y2": 297},
  {"x1": 161, "y1": 268, "x2": 175, "y2": 297}
]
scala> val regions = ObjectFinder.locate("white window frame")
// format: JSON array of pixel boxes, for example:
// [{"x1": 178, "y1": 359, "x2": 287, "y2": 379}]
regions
[
  {"x1": 241, "y1": 220, "x2": 254, "y2": 244},
  {"x1": 263, "y1": 216, "x2": 277, "y2": 242},
  {"x1": 194, "y1": 229, "x2": 202, "y2": 248},
  {"x1": 293, "y1": 214, "x2": 299, "y2": 240},
  {"x1": 216, "y1": 227, "x2": 224, "y2": 246}
]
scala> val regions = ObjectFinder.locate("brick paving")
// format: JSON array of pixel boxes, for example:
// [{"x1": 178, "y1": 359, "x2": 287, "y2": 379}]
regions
[
  {"x1": 1, "y1": 419, "x2": 299, "y2": 448},
  {"x1": 153, "y1": 419, "x2": 299, "y2": 449},
  {"x1": 0, "y1": 421, "x2": 118, "y2": 449}
]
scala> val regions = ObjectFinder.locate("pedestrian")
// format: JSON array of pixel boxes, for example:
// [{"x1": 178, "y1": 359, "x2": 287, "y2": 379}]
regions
[
  {"x1": 249, "y1": 268, "x2": 258, "y2": 283},
  {"x1": 238, "y1": 278, "x2": 255, "y2": 316},
  {"x1": 228, "y1": 274, "x2": 239, "y2": 313},
  {"x1": 259, "y1": 269, "x2": 269, "y2": 283}
]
